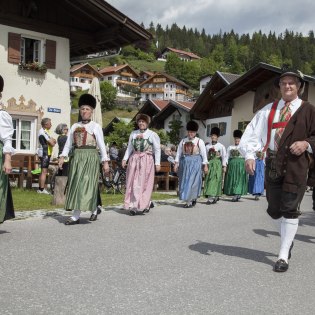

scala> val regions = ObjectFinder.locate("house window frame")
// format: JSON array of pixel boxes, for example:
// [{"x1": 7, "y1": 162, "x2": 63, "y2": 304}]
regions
[
  {"x1": 20, "y1": 34, "x2": 45, "y2": 64},
  {"x1": 11, "y1": 115, "x2": 37, "y2": 153}
]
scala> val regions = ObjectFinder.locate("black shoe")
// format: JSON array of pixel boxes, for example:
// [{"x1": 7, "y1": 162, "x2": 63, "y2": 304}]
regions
[
  {"x1": 129, "y1": 210, "x2": 136, "y2": 216},
  {"x1": 231, "y1": 197, "x2": 238, "y2": 202},
  {"x1": 184, "y1": 203, "x2": 192, "y2": 208},
  {"x1": 254, "y1": 195, "x2": 259, "y2": 201},
  {"x1": 150, "y1": 201, "x2": 155, "y2": 209},
  {"x1": 65, "y1": 218, "x2": 80, "y2": 225},
  {"x1": 89, "y1": 214, "x2": 97, "y2": 221},
  {"x1": 191, "y1": 199, "x2": 197, "y2": 206},
  {"x1": 274, "y1": 259, "x2": 289, "y2": 272},
  {"x1": 288, "y1": 242, "x2": 294, "y2": 260},
  {"x1": 143, "y1": 208, "x2": 150, "y2": 213},
  {"x1": 206, "y1": 200, "x2": 211, "y2": 205}
]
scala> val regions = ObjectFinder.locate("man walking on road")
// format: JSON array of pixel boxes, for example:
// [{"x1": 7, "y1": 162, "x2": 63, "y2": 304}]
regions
[{"x1": 239, "y1": 68, "x2": 315, "y2": 272}]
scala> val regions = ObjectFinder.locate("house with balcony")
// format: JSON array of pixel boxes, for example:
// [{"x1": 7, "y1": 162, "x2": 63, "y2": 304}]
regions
[
  {"x1": 0, "y1": 0, "x2": 151, "y2": 156},
  {"x1": 70, "y1": 63, "x2": 102, "y2": 92},
  {"x1": 140, "y1": 73, "x2": 191, "y2": 102},
  {"x1": 158, "y1": 47, "x2": 201, "y2": 62},
  {"x1": 99, "y1": 64, "x2": 139, "y2": 97}
]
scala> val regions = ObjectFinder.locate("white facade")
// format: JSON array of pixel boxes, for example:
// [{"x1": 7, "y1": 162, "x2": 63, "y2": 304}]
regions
[
  {"x1": 141, "y1": 82, "x2": 188, "y2": 102},
  {"x1": 70, "y1": 77, "x2": 92, "y2": 92},
  {"x1": 0, "y1": 24, "x2": 71, "y2": 157},
  {"x1": 200, "y1": 76, "x2": 211, "y2": 94}
]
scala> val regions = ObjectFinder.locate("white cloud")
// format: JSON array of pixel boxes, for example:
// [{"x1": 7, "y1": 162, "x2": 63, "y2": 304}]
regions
[{"x1": 106, "y1": 0, "x2": 315, "y2": 36}]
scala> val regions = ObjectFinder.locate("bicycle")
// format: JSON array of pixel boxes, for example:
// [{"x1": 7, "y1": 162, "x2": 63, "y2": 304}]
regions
[{"x1": 99, "y1": 162, "x2": 126, "y2": 194}]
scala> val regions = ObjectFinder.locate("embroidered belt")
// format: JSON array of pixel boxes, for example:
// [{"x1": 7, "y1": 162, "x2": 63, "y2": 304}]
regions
[{"x1": 75, "y1": 146, "x2": 96, "y2": 149}]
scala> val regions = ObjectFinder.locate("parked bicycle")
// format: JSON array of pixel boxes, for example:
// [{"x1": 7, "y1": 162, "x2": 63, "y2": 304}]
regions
[{"x1": 99, "y1": 162, "x2": 126, "y2": 194}]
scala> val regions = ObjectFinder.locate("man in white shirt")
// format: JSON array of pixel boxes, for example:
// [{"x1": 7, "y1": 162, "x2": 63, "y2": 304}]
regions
[{"x1": 239, "y1": 68, "x2": 315, "y2": 272}]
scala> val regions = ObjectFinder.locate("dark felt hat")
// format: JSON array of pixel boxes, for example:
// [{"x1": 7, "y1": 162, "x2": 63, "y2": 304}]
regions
[
  {"x1": 210, "y1": 127, "x2": 220, "y2": 137},
  {"x1": 233, "y1": 129, "x2": 243, "y2": 138},
  {"x1": 0, "y1": 75, "x2": 4, "y2": 92},
  {"x1": 186, "y1": 120, "x2": 199, "y2": 132},
  {"x1": 274, "y1": 66, "x2": 305, "y2": 89},
  {"x1": 136, "y1": 113, "x2": 151, "y2": 125},
  {"x1": 78, "y1": 94, "x2": 96, "y2": 109}
]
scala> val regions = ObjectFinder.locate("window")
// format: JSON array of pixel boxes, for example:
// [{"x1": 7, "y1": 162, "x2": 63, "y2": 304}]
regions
[
  {"x1": 207, "y1": 122, "x2": 227, "y2": 137},
  {"x1": 238, "y1": 121, "x2": 250, "y2": 132},
  {"x1": 12, "y1": 117, "x2": 36, "y2": 152},
  {"x1": 152, "y1": 94, "x2": 157, "y2": 98},
  {"x1": 20, "y1": 37, "x2": 42, "y2": 64},
  {"x1": 108, "y1": 76, "x2": 112, "y2": 80}
]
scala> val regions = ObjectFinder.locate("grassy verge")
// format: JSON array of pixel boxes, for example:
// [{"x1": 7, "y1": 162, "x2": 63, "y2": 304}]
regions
[{"x1": 12, "y1": 188, "x2": 176, "y2": 211}]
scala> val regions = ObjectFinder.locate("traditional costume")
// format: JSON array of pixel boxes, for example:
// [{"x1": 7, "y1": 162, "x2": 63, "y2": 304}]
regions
[
  {"x1": 175, "y1": 121, "x2": 208, "y2": 207},
  {"x1": 224, "y1": 130, "x2": 248, "y2": 201},
  {"x1": 123, "y1": 114, "x2": 160, "y2": 214},
  {"x1": 204, "y1": 127, "x2": 227, "y2": 204},
  {"x1": 61, "y1": 94, "x2": 109, "y2": 224},
  {"x1": 0, "y1": 109, "x2": 15, "y2": 223},
  {"x1": 248, "y1": 151, "x2": 265, "y2": 200},
  {"x1": 239, "y1": 68, "x2": 315, "y2": 272}
]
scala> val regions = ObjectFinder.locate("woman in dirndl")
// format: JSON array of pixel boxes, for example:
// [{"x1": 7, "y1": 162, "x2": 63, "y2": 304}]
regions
[
  {"x1": 59, "y1": 94, "x2": 110, "y2": 225},
  {"x1": 204, "y1": 127, "x2": 227, "y2": 205},
  {"x1": 122, "y1": 113, "x2": 161, "y2": 215},
  {"x1": 248, "y1": 151, "x2": 265, "y2": 200},
  {"x1": 174, "y1": 121, "x2": 208, "y2": 208},
  {"x1": 0, "y1": 75, "x2": 15, "y2": 224},
  {"x1": 223, "y1": 129, "x2": 248, "y2": 201}
]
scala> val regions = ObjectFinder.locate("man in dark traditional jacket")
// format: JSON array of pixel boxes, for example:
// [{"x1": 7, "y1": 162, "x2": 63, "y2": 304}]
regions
[{"x1": 239, "y1": 68, "x2": 315, "y2": 272}]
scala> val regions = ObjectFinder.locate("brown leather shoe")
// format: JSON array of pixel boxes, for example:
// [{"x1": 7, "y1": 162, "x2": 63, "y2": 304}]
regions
[
  {"x1": 89, "y1": 214, "x2": 97, "y2": 221},
  {"x1": 65, "y1": 218, "x2": 80, "y2": 225},
  {"x1": 274, "y1": 259, "x2": 289, "y2": 272}
]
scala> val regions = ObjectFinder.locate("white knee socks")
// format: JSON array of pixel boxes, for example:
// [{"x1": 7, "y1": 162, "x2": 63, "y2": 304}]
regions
[
  {"x1": 71, "y1": 210, "x2": 81, "y2": 221},
  {"x1": 278, "y1": 218, "x2": 299, "y2": 262}
]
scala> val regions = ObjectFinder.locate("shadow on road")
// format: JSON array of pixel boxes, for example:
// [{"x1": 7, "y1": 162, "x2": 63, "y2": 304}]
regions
[
  {"x1": 253, "y1": 229, "x2": 315, "y2": 244},
  {"x1": 0, "y1": 230, "x2": 10, "y2": 234},
  {"x1": 189, "y1": 240, "x2": 276, "y2": 267},
  {"x1": 45, "y1": 214, "x2": 92, "y2": 224}
]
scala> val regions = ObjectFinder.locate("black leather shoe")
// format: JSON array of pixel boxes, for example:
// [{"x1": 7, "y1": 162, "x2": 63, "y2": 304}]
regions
[
  {"x1": 274, "y1": 259, "x2": 289, "y2": 272},
  {"x1": 288, "y1": 242, "x2": 294, "y2": 260},
  {"x1": 143, "y1": 208, "x2": 150, "y2": 213},
  {"x1": 97, "y1": 206, "x2": 102, "y2": 214},
  {"x1": 65, "y1": 218, "x2": 80, "y2": 225},
  {"x1": 206, "y1": 200, "x2": 211, "y2": 205},
  {"x1": 89, "y1": 214, "x2": 97, "y2": 221},
  {"x1": 129, "y1": 210, "x2": 136, "y2": 216},
  {"x1": 184, "y1": 203, "x2": 192, "y2": 208},
  {"x1": 150, "y1": 201, "x2": 154, "y2": 209},
  {"x1": 191, "y1": 199, "x2": 197, "y2": 206}
]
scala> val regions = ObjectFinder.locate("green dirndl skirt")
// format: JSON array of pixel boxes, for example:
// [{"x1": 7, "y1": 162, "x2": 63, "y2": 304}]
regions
[
  {"x1": 0, "y1": 142, "x2": 15, "y2": 223},
  {"x1": 223, "y1": 157, "x2": 248, "y2": 195},
  {"x1": 65, "y1": 148, "x2": 100, "y2": 212},
  {"x1": 204, "y1": 157, "x2": 222, "y2": 197}
]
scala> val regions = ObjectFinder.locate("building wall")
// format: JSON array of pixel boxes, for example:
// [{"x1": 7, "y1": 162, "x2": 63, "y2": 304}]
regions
[
  {"x1": 200, "y1": 76, "x2": 210, "y2": 94},
  {"x1": 0, "y1": 24, "x2": 71, "y2": 156},
  {"x1": 164, "y1": 109, "x2": 191, "y2": 142}
]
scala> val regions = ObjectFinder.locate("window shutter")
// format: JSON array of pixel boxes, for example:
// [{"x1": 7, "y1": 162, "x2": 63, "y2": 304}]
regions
[
  {"x1": 8, "y1": 32, "x2": 21, "y2": 64},
  {"x1": 45, "y1": 40, "x2": 56, "y2": 69}
]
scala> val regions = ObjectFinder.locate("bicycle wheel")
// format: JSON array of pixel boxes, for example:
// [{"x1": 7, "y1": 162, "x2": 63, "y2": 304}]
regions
[{"x1": 116, "y1": 171, "x2": 126, "y2": 194}]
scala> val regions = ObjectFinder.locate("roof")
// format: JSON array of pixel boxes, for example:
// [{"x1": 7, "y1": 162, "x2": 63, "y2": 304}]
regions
[
  {"x1": 163, "y1": 47, "x2": 201, "y2": 60},
  {"x1": 99, "y1": 64, "x2": 139, "y2": 77},
  {"x1": 140, "y1": 72, "x2": 190, "y2": 89},
  {"x1": 1, "y1": 0, "x2": 152, "y2": 58},
  {"x1": 151, "y1": 100, "x2": 195, "y2": 128},
  {"x1": 103, "y1": 116, "x2": 132, "y2": 136},
  {"x1": 70, "y1": 63, "x2": 102, "y2": 77}
]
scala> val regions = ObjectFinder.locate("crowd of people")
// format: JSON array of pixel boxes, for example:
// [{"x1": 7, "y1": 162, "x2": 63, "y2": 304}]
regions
[{"x1": 1, "y1": 68, "x2": 315, "y2": 273}]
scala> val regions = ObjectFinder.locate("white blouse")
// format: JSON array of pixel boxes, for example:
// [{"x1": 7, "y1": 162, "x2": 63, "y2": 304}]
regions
[
  {"x1": 0, "y1": 110, "x2": 15, "y2": 154},
  {"x1": 123, "y1": 129, "x2": 161, "y2": 165},
  {"x1": 61, "y1": 121, "x2": 109, "y2": 162},
  {"x1": 175, "y1": 137, "x2": 208, "y2": 164}
]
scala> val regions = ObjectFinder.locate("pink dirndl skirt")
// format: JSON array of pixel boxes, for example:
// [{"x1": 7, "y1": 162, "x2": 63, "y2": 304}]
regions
[{"x1": 124, "y1": 151, "x2": 154, "y2": 211}]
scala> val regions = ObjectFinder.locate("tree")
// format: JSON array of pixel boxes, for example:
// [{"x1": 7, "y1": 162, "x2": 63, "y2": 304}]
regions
[
  {"x1": 100, "y1": 81, "x2": 117, "y2": 110},
  {"x1": 105, "y1": 121, "x2": 135, "y2": 148},
  {"x1": 151, "y1": 128, "x2": 169, "y2": 145},
  {"x1": 167, "y1": 119, "x2": 183, "y2": 146}
]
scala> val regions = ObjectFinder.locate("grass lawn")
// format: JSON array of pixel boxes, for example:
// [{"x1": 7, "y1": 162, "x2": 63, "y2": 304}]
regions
[{"x1": 12, "y1": 188, "x2": 176, "y2": 211}]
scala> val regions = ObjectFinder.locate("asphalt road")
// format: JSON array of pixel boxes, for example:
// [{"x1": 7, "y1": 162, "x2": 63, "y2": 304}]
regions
[{"x1": 1, "y1": 192, "x2": 315, "y2": 315}]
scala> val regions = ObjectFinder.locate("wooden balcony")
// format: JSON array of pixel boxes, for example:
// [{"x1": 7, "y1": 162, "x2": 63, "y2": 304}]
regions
[
  {"x1": 116, "y1": 79, "x2": 139, "y2": 86},
  {"x1": 141, "y1": 87, "x2": 164, "y2": 93},
  {"x1": 176, "y1": 89, "x2": 188, "y2": 95},
  {"x1": 120, "y1": 71, "x2": 133, "y2": 77}
]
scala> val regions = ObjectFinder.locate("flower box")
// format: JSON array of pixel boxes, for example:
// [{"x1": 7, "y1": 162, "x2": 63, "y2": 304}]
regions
[{"x1": 18, "y1": 62, "x2": 47, "y2": 74}]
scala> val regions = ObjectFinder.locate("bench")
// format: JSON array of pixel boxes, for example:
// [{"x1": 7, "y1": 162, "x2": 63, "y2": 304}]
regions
[
  {"x1": 10, "y1": 154, "x2": 38, "y2": 189},
  {"x1": 154, "y1": 161, "x2": 178, "y2": 191}
]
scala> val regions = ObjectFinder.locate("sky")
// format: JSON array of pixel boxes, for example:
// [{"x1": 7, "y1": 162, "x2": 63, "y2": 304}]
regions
[{"x1": 106, "y1": 0, "x2": 315, "y2": 37}]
